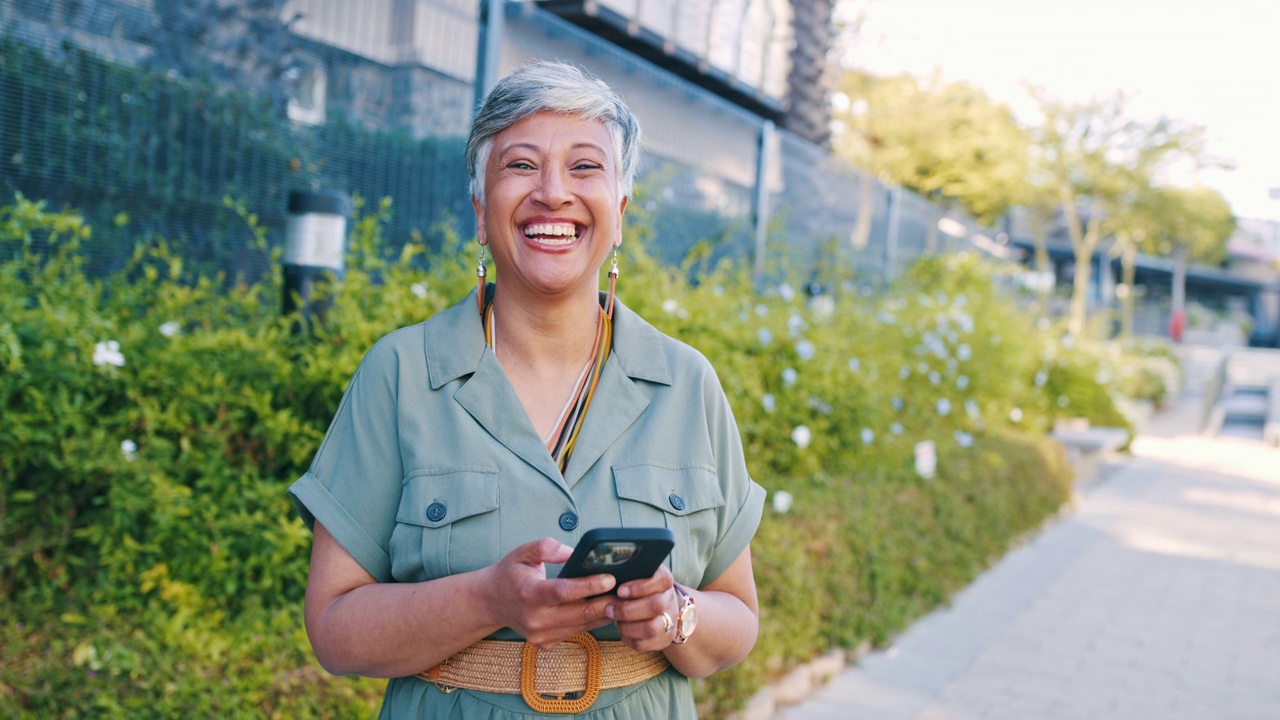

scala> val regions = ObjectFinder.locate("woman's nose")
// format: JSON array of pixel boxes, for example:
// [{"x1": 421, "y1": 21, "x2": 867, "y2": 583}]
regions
[{"x1": 532, "y1": 167, "x2": 573, "y2": 208}]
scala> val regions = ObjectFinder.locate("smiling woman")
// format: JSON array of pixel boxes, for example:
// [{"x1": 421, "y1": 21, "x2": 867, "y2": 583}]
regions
[{"x1": 288, "y1": 60, "x2": 766, "y2": 718}]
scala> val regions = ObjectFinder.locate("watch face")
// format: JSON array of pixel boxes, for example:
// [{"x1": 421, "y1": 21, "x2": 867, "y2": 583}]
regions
[{"x1": 679, "y1": 605, "x2": 698, "y2": 637}]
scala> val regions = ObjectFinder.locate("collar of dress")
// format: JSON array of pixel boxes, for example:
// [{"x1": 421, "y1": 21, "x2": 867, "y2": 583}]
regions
[{"x1": 423, "y1": 287, "x2": 673, "y2": 391}]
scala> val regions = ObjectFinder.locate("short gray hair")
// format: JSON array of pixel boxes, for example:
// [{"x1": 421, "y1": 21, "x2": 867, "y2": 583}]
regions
[{"x1": 466, "y1": 60, "x2": 642, "y2": 205}]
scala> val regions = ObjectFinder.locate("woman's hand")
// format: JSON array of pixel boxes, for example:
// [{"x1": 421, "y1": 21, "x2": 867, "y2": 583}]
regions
[
  {"x1": 482, "y1": 537, "x2": 618, "y2": 650},
  {"x1": 605, "y1": 565, "x2": 679, "y2": 652}
]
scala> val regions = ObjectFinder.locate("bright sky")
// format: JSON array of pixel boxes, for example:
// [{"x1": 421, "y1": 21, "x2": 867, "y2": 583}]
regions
[{"x1": 838, "y1": 0, "x2": 1280, "y2": 222}]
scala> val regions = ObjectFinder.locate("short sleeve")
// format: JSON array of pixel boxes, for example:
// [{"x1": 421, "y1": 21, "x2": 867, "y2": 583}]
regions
[
  {"x1": 698, "y1": 366, "x2": 766, "y2": 587},
  {"x1": 288, "y1": 337, "x2": 406, "y2": 583}
]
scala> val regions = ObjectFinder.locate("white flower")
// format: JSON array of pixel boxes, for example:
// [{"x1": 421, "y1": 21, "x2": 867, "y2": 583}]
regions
[
  {"x1": 787, "y1": 313, "x2": 806, "y2": 337},
  {"x1": 121, "y1": 439, "x2": 138, "y2": 461},
  {"x1": 791, "y1": 425, "x2": 812, "y2": 449},
  {"x1": 159, "y1": 321, "x2": 181, "y2": 338},
  {"x1": 917, "y1": 362, "x2": 930, "y2": 374},
  {"x1": 860, "y1": 428, "x2": 875, "y2": 445},
  {"x1": 758, "y1": 328, "x2": 773, "y2": 345},
  {"x1": 848, "y1": 357, "x2": 860, "y2": 372},
  {"x1": 410, "y1": 282, "x2": 428, "y2": 299},
  {"x1": 965, "y1": 399, "x2": 981, "y2": 419},
  {"x1": 795, "y1": 339, "x2": 815, "y2": 361},
  {"x1": 1009, "y1": 407, "x2": 1024, "y2": 423},
  {"x1": 936, "y1": 398, "x2": 952, "y2": 416},
  {"x1": 782, "y1": 368, "x2": 798, "y2": 387},
  {"x1": 714, "y1": 285, "x2": 725, "y2": 295},
  {"x1": 1034, "y1": 370, "x2": 1048, "y2": 387},
  {"x1": 928, "y1": 371, "x2": 941, "y2": 385},
  {"x1": 891, "y1": 422, "x2": 904, "y2": 435},
  {"x1": 956, "y1": 375, "x2": 969, "y2": 390},
  {"x1": 914, "y1": 440, "x2": 937, "y2": 479},
  {"x1": 762, "y1": 393, "x2": 777, "y2": 413},
  {"x1": 954, "y1": 430, "x2": 974, "y2": 448},
  {"x1": 755, "y1": 304, "x2": 769, "y2": 317},
  {"x1": 898, "y1": 365, "x2": 911, "y2": 380},
  {"x1": 1057, "y1": 395, "x2": 1070, "y2": 408},
  {"x1": 92, "y1": 340, "x2": 125, "y2": 368},
  {"x1": 778, "y1": 283, "x2": 796, "y2": 302},
  {"x1": 877, "y1": 310, "x2": 896, "y2": 325},
  {"x1": 661, "y1": 299, "x2": 680, "y2": 314},
  {"x1": 807, "y1": 397, "x2": 832, "y2": 415},
  {"x1": 772, "y1": 490, "x2": 794, "y2": 514},
  {"x1": 956, "y1": 344, "x2": 973, "y2": 361},
  {"x1": 891, "y1": 396, "x2": 904, "y2": 411}
]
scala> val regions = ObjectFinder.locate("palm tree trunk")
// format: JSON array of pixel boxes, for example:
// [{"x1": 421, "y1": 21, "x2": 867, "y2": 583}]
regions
[{"x1": 784, "y1": 0, "x2": 834, "y2": 149}]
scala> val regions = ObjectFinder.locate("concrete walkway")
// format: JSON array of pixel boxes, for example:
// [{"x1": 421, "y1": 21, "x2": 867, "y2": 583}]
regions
[{"x1": 781, "y1": 372, "x2": 1280, "y2": 719}]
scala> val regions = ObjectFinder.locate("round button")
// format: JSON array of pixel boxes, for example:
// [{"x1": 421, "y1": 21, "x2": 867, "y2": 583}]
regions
[
  {"x1": 669, "y1": 494, "x2": 685, "y2": 511},
  {"x1": 559, "y1": 511, "x2": 579, "y2": 531},
  {"x1": 426, "y1": 502, "x2": 447, "y2": 522}
]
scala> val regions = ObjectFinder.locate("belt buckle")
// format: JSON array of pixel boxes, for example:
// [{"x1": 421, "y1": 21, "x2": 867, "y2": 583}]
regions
[{"x1": 520, "y1": 632, "x2": 603, "y2": 714}]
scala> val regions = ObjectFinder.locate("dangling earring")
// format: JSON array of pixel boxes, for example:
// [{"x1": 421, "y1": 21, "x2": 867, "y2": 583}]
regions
[
  {"x1": 476, "y1": 245, "x2": 488, "y2": 316},
  {"x1": 605, "y1": 248, "x2": 619, "y2": 319}
]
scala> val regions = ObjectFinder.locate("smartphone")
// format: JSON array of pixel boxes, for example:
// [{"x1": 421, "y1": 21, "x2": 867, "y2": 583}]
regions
[{"x1": 557, "y1": 527, "x2": 674, "y2": 590}]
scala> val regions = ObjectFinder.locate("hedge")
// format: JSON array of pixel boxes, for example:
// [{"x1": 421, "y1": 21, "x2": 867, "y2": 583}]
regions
[{"x1": 1, "y1": 193, "x2": 1168, "y2": 717}]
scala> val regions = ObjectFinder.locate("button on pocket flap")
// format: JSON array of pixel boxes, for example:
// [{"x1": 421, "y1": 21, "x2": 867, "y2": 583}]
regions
[
  {"x1": 398, "y1": 470, "x2": 499, "y2": 528},
  {"x1": 614, "y1": 465, "x2": 725, "y2": 517}
]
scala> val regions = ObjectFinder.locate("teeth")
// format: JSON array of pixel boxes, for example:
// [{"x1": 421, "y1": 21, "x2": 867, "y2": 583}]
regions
[{"x1": 524, "y1": 222, "x2": 578, "y2": 242}]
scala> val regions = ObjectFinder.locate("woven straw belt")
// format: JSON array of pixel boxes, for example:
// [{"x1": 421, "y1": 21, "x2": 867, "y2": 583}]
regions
[{"x1": 417, "y1": 632, "x2": 670, "y2": 714}]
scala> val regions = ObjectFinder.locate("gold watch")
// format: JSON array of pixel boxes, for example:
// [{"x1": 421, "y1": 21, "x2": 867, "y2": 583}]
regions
[{"x1": 672, "y1": 583, "x2": 698, "y2": 645}]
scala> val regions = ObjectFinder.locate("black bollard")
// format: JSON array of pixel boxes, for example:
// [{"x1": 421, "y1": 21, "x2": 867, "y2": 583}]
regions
[{"x1": 283, "y1": 190, "x2": 349, "y2": 335}]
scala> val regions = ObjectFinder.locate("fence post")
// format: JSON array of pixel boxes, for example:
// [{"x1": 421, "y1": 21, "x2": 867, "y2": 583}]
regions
[
  {"x1": 283, "y1": 189, "x2": 349, "y2": 335},
  {"x1": 752, "y1": 120, "x2": 776, "y2": 292},
  {"x1": 475, "y1": 0, "x2": 506, "y2": 109},
  {"x1": 884, "y1": 186, "x2": 901, "y2": 281}
]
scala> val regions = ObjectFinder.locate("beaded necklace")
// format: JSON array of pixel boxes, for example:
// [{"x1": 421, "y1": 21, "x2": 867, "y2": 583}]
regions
[{"x1": 482, "y1": 293, "x2": 613, "y2": 474}]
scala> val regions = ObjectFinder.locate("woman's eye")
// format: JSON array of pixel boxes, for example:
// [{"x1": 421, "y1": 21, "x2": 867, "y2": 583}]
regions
[
  {"x1": 573, "y1": 162, "x2": 602, "y2": 171},
  {"x1": 507, "y1": 161, "x2": 534, "y2": 170}
]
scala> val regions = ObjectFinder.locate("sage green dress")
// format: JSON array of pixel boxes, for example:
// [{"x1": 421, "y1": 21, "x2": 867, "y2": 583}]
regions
[{"x1": 289, "y1": 289, "x2": 766, "y2": 718}]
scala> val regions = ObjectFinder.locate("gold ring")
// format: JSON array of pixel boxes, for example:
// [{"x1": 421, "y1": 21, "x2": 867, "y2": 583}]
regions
[{"x1": 660, "y1": 612, "x2": 673, "y2": 634}]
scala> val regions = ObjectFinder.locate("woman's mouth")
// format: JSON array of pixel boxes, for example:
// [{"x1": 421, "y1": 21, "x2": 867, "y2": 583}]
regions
[{"x1": 523, "y1": 222, "x2": 579, "y2": 246}]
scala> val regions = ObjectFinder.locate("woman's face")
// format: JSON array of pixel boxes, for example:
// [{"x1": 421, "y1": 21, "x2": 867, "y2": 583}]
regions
[{"x1": 474, "y1": 111, "x2": 628, "y2": 304}]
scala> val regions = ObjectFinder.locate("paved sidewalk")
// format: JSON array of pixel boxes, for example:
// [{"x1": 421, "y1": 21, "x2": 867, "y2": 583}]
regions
[{"x1": 781, "y1": 385, "x2": 1280, "y2": 720}]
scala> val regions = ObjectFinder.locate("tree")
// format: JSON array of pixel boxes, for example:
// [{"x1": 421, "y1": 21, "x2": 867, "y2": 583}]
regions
[
  {"x1": 1028, "y1": 89, "x2": 1206, "y2": 336},
  {"x1": 1147, "y1": 185, "x2": 1236, "y2": 338},
  {"x1": 785, "y1": 0, "x2": 836, "y2": 149},
  {"x1": 832, "y1": 70, "x2": 1030, "y2": 227}
]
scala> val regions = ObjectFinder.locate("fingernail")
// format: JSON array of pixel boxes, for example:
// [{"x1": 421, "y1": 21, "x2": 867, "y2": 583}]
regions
[
  {"x1": 605, "y1": 605, "x2": 615, "y2": 620},
  {"x1": 616, "y1": 585, "x2": 630, "y2": 598}
]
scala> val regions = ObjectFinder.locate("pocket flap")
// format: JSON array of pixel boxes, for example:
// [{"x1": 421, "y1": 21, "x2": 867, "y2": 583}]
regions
[
  {"x1": 614, "y1": 465, "x2": 725, "y2": 517},
  {"x1": 397, "y1": 469, "x2": 499, "y2": 528}
]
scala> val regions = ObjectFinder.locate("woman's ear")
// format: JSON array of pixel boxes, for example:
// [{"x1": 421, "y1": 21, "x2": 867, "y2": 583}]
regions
[
  {"x1": 472, "y1": 196, "x2": 488, "y2": 246},
  {"x1": 615, "y1": 195, "x2": 628, "y2": 248}
]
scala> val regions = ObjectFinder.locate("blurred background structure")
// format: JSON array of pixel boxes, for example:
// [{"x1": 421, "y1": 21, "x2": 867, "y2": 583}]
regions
[{"x1": 2, "y1": 0, "x2": 1276, "y2": 344}]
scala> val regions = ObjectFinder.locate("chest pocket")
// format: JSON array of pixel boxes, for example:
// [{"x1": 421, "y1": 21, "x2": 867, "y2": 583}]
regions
[
  {"x1": 390, "y1": 469, "x2": 500, "y2": 582},
  {"x1": 614, "y1": 464, "x2": 725, "y2": 587}
]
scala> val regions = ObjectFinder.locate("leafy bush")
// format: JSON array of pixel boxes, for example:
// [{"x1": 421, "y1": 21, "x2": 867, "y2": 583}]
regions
[{"x1": 1, "y1": 194, "x2": 1161, "y2": 718}]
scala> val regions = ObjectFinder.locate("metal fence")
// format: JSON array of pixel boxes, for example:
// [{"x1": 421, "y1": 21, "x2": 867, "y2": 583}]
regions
[{"x1": 0, "y1": 0, "x2": 996, "y2": 287}]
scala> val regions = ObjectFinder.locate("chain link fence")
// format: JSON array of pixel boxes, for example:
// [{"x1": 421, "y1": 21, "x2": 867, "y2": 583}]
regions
[{"x1": 0, "y1": 0, "x2": 999, "y2": 288}]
